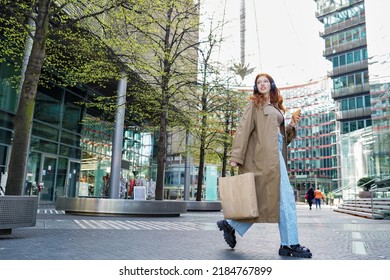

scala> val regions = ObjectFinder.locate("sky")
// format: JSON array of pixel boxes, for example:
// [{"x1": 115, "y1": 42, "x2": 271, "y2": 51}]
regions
[
  {"x1": 200, "y1": 0, "x2": 332, "y2": 87},
  {"x1": 365, "y1": 0, "x2": 390, "y2": 84}
]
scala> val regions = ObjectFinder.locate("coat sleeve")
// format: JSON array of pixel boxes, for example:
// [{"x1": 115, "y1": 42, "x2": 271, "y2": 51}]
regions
[
  {"x1": 285, "y1": 124, "x2": 297, "y2": 145},
  {"x1": 229, "y1": 103, "x2": 255, "y2": 165}
]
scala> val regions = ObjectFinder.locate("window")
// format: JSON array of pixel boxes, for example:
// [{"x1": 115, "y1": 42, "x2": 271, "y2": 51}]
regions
[
  {"x1": 356, "y1": 96, "x2": 363, "y2": 108},
  {"x1": 61, "y1": 131, "x2": 80, "y2": 147},
  {"x1": 63, "y1": 92, "x2": 83, "y2": 132},
  {"x1": 354, "y1": 50, "x2": 361, "y2": 62},
  {"x1": 345, "y1": 30, "x2": 352, "y2": 42},
  {"x1": 342, "y1": 122, "x2": 349, "y2": 133},
  {"x1": 352, "y1": 28, "x2": 360, "y2": 40},
  {"x1": 361, "y1": 26, "x2": 366, "y2": 38},
  {"x1": 324, "y1": 3, "x2": 364, "y2": 27},
  {"x1": 347, "y1": 52, "x2": 354, "y2": 64},
  {"x1": 34, "y1": 91, "x2": 62, "y2": 126},
  {"x1": 333, "y1": 34, "x2": 340, "y2": 46},
  {"x1": 348, "y1": 98, "x2": 356, "y2": 109},
  {"x1": 338, "y1": 33, "x2": 345, "y2": 45},
  {"x1": 332, "y1": 57, "x2": 339, "y2": 67},
  {"x1": 355, "y1": 72, "x2": 362, "y2": 85},
  {"x1": 341, "y1": 99, "x2": 348, "y2": 110},
  {"x1": 334, "y1": 76, "x2": 347, "y2": 89},
  {"x1": 347, "y1": 75, "x2": 354, "y2": 86},
  {"x1": 325, "y1": 37, "x2": 331, "y2": 48},
  {"x1": 364, "y1": 95, "x2": 371, "y2": 107},
  {"x1": 0, "y1": 62, "x2": 19, "y2": 113},
  {"x1": 363, "y1": 71, "x2": 369, "y2": 84},
  {"x1": 32, "y1": 122, "x2": 59, "y2": 141},
  {"x1": 340, "y1": 76, "x2": 347, "y2": 87},
  {"x1": 349, "y1": 121, "x2": 357, "y2": 132},
  {"x1": 362, "y1": 48, "x2": 368, "y2": 59},
  {"x1": 339, "y1": 54, "x2": 346, "y2": 66},
  {"x1": 0, "y1": 130, "x2": 12, "y2": 145},
  {"x1": 30, "y1": 137, "x2": 58, "y2": 153}
]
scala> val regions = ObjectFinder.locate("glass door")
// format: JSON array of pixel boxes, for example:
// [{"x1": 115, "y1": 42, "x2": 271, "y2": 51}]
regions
[
  {"x1": 39, "y1": 155, "x2": 57, "y2": 202},
  {"x1": 67, "y1": 160, "x2": 81, "y2": 197}
]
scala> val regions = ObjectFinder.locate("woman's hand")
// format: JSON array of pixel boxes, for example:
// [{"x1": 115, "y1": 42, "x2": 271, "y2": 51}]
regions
[
  {"x1": 230, "y1": 161, "x2": 238, "y2": 167},
  {"x1": 290, "y1": 108, "x2": 301, "y2": 127}
]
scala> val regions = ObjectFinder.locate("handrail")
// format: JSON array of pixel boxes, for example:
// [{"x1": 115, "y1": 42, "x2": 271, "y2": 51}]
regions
[
  {"x1": 358, "y1": 178, "x2": 376, "y2": 189},
  {"x1": 332, "y1": 179, "x2": 376, "y2": 195},
  {"x1": 370, "y1": 186, "x2": 390, "y2": 192},
  {"x1": 369, "y1": 185, "x2": 390, "y2": 219},
  {"x1": 331, "y1": 184, "x2": 350, "y2": 195}
]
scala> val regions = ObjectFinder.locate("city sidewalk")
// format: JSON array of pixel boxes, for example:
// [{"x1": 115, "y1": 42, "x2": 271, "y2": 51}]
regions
[{"x1": 0, "y1": 203, "x2": 389, "y2": 260}]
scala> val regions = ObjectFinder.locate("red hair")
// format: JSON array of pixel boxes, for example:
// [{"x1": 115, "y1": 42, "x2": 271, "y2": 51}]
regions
[{"x1": 250, "y1": 73, "x2": 286, "y2": 113}]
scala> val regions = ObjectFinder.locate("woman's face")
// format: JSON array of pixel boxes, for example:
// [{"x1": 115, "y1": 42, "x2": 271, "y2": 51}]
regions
[{"x1": 256, "y1": 76, "x2": 271, "y2": 94}]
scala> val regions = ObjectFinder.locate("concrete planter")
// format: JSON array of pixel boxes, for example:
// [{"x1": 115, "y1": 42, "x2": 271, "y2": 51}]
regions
[
  {"x1": 0, "y1": 195, "x2": 38, "y2": 235},
  {"x1": 56, "y1": 196, "x2": 187, "y2": 216},
  {"x1": 358, "y1": 191, "x2": 372, "y2": 198}
]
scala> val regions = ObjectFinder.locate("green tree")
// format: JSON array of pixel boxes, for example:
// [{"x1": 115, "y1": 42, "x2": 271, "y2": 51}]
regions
[
  {"x1": 118, "y1": 0, "x2": 201, "y2": 200},
  {"x1": 0, "y1": 0, "x2": 125, "y2": 195},
  {"x1": 357, "y1": 177, "x2": 375, "y2": 191},
  {"x1": 188, "y1": 19, "x2": 229, "y2": 201},
  {"x1": 215, "y1": 87, "x2": 247, "y2": 177}
]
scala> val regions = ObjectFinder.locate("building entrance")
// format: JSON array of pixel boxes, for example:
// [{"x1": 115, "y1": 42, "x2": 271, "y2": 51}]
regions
[
  {"x1": 39, "y1": 155, "x2": 57, "y2": 202},
  {"x1": 66, "y1": 160, "x2": 81, "y2": 197}
]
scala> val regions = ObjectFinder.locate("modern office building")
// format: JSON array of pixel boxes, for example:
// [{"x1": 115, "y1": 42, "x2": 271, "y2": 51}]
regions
[
  {"x1": 315, "y1": 0, "x2": 371, "y2": 133},
  {"x1": 0, "y1": 61, "x2": 155, "y2": 202},
  {"x1": 314, "y1": 0, "x2": 389, "y2": 194},
  {"x1": 281, "y1": 78, "x2": 339, "y2": 199}
]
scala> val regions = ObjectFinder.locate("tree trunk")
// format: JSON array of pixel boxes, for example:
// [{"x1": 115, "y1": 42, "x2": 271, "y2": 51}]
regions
[
  {"x1": 196, "y1": 142, "x2": 205, "y2": 201},
  {"x1": 221, "y1": 117, "x2": 230, "y2": 177},
  {"x1": 154, "y1": 4, "x2": 173, "y2": 200},
  {"x1": 155, "y1": 109, "x2": 167, "y2": 200},
  {"x1": 5, "y1": 0, "x2": 51, "y2": 195},
  {"x1": 196, "y1": 112, "x2": 207, "y2": 201}
]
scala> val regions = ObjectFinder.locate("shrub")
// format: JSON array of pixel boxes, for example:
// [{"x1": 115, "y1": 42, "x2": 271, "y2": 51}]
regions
[{"x1": 357, "y1": 177, "x2": 375, "y2": 191}]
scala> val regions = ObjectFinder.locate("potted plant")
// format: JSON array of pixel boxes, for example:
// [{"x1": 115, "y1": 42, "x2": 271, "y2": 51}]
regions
[{"x1": 357, "y1": 177, "x2": 375, "y2": 198}]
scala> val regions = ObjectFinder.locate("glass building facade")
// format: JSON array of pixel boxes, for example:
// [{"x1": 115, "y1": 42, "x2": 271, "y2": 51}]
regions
[
  {"x1": 281, "y1": 78, "x2": 339, "y2": 199},
  {"x1": 314, "y1": 0, "x2": 390, "y2": 194},
  {"x1": 0, "y1": 61, "x2": 155, "y2": 202},
  {"x1": 315, "y1": 0, "x2": 372, "y2": 134}
]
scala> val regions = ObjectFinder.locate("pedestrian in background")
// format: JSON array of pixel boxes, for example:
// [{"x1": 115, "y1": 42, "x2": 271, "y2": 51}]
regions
[
  {"x1": 217, "y1": 73, "x2": 312, "y2": 258},
  {"x1": 314, "y1": 187, "x2": 325, "y2": 209},
  {"x1": 305, "y1": 186, "x2": 315, "y2": 210}
]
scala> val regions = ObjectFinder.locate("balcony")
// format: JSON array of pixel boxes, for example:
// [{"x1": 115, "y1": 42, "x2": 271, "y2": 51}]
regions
[
  {"x1": 336, "y1": 107, "x2": 372, "y2": 121},
  {"x1": 328, "y1": 60, "x2": 368, "y2": 77},
  {"x1": 319, "y1": 15, "x2": 365, "y2": 37},
  {"x1": 315, "y1": 0, "x2": 364, "y2": 18},
  {"x1": 324, "y1": 37, "x2": 367, "y2": 57},
  {"x1": 331, "y1": 84, "x2": 370, "y2": 99}
]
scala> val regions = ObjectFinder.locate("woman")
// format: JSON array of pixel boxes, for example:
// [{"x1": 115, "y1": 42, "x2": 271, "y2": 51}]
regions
[
  {"x1": 217, "y1": 73, "x2": 312, "y2": 258},
  {"x1": 306, "y1": 186, "x2": 315, "y2": 210}
]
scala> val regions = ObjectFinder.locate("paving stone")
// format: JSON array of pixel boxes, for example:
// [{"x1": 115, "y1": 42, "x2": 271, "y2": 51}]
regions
[{"x1": 0, "y1": 204, "x2": 389, "y2": 260}]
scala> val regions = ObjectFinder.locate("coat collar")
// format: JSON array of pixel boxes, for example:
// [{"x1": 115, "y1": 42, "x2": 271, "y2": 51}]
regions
[
  {"x1": 261, "y1": 104, "x2": 285, "y2": 126},
  {"x1": 262, "y1": 103, "x2": 281, "y2": 115}
]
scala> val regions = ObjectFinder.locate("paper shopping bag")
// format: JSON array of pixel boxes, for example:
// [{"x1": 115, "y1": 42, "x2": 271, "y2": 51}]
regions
[{"x1": 219, "y1": 173, "x2": 259, "y2": 219}]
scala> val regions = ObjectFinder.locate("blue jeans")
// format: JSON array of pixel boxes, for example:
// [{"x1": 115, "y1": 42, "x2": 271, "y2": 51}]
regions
[
  {"x1": 227, "y1": 133, "x2": 299, "y2": 246},
  {"x1": 315, "y1": 198, "x2": 321, "y2": 209}
]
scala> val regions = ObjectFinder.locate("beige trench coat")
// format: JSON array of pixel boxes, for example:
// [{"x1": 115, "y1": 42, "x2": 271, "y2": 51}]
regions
[{"x1": 229, "y1": 101, "x2": 296, "y2": 223}]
